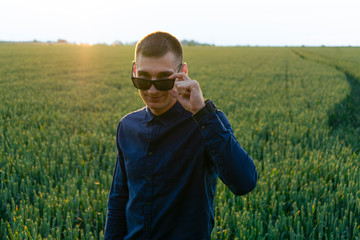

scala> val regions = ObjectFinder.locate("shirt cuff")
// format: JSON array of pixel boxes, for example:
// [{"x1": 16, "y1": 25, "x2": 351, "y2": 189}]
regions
[{"x1": 192, "y1": 99, "x2": 217, "y2": 122}]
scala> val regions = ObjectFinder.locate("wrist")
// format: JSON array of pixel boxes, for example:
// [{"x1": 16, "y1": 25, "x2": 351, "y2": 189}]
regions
[
  {"x1": 192, "y1": 99, "x2": 218, "y2": 122},
  {"x1": 192, "y1": 102, "x2": 206, "y2": 114}
]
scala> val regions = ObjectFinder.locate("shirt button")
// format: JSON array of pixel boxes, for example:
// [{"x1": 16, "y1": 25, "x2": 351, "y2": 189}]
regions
[
  {"x1": 148, "y1": 151, "x2": 153, "y2": 156},
  {"x1": 201, "y1": 125, "x2": 206, "y2": 130}
]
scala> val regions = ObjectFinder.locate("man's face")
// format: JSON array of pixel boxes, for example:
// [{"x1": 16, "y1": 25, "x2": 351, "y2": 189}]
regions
[{"x1": 134, "y1": 52, "x2": 181, "y2": 116}]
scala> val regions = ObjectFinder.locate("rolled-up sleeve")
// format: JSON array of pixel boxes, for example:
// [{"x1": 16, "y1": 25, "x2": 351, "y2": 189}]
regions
[{"x1": 195, "y1": 110, "x2": 257, "y2": 196}]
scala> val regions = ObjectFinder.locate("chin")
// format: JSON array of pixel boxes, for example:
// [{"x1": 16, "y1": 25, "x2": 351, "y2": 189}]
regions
[
  {"x1": 146, "y1": 101, "x2": 170, "y2": 110},
  {"x1": 143, "y1": 95, "x2": 176, "y2": 114}
]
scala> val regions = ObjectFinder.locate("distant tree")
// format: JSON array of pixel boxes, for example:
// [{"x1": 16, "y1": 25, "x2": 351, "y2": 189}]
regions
[
  {"x1": 112, "y1": 40, "x2": 123, "y2": 46},
  {"x1": 181, "y1": 39, "x2": 213, "y2": 46},
  {"x1": 57, "y1": 39, "x2": 67, "y2": 44}
]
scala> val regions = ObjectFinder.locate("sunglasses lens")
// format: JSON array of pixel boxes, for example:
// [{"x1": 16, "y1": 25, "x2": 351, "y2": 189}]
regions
[
  {"x1": 132, "y1": 78, "x2": 151, "y2": 90},
  {"x1": 155, "y1": 79, "x2": 174, "y2": 91},
  {"x1": 132, "y1": 78, "x2": 174, "y2": 91}
]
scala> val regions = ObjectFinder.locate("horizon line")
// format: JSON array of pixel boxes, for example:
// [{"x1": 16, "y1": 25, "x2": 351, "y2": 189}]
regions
[{"x1": 0, "y1": 39, "x2": 359, "y2": 48}]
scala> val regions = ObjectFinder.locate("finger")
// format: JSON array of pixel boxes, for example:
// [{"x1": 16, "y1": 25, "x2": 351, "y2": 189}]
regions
[
  {"x1": 175, "y1": 85, "x2": 192, "y2": 96},
  {"x1": 175, "y1": 79, "x2": 199, "y2": 91},
  {"x1": 169, "y1": 72, "x2": 190, "y2": 81}
]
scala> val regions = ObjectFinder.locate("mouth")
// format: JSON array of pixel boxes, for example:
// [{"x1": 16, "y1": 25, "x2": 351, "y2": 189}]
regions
[{"x1": 147, "y1": 95, "x2": 164, "y2": 101}]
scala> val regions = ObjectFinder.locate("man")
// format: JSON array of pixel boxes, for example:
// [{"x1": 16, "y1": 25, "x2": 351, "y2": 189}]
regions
[{"x1": 104, "y1": 31, "x2": 257, "y2": 240}]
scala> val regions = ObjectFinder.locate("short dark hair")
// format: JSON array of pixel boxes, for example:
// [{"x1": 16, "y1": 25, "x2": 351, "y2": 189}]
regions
[{"x1": 135, "y1": 31, "x2": 183, "y2": 63}]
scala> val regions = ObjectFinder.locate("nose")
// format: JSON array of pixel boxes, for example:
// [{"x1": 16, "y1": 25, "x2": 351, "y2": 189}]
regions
[{"x1": 147, "y1": 83, "x2": 159, "y2": 94}]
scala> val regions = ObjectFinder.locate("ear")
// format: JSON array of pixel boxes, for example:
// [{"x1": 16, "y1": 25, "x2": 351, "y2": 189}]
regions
[
  {"x1": 132, "y1": 61, "x2": 137, "y2": 76},
  {"x1": 181, "y1": 62, "x2": 188, "y2": 75}
]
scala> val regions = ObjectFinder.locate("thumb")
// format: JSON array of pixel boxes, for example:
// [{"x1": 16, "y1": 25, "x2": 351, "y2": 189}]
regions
[{"x1": 169, "y1": 89, "x2": 178, "y2": 98}]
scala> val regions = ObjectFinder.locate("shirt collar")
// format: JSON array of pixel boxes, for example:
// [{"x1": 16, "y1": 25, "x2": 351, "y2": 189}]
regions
[{"x1": 143, "y1": 101, "x2": 185, "y2": 125}]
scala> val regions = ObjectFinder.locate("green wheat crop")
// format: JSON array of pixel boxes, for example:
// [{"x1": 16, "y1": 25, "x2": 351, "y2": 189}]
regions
[{"x1": 1, "y1": 44, "x2": 359, "y2": 239}]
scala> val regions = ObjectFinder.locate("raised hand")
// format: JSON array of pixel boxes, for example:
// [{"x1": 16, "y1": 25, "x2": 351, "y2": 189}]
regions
[{"x1": 169, "y1": 72, "x2": 205, "y2": 114}]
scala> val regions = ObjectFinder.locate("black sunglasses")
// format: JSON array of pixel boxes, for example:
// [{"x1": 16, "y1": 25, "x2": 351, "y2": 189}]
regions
[{"x1": 131, "y1": 62, "x2": 183, "y2": 91}]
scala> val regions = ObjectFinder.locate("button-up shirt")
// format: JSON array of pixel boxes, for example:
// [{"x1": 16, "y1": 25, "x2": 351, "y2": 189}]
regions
[{"x1": 104, "y1": 101, "x2": 257, "y2": 240}]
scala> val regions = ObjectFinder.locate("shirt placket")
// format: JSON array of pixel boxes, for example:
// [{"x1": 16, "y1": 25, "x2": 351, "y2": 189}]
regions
[{"x1": 144, "y1": 121, "x2": 158, "y2": 240}]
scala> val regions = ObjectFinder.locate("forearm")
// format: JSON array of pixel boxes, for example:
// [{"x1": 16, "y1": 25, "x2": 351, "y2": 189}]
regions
[
  {"x1": 196, "y1": 110, "x2": 257, "y2": 196},
  {"x1": 104, "y1": 197, "x2": 128, "y2": 239},
  {"x1": 104, "y1": 153, "x2": 129, "y2": 239}
]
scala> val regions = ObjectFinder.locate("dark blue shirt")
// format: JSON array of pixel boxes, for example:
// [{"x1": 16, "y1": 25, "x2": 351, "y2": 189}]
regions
[{"x1": 104, "y1": 101, "x2": 257, "y2": 240}]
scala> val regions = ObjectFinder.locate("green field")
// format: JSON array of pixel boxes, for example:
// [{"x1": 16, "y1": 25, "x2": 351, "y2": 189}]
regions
[{"x1": 1, "y1": 44, "x2": 359, "y2": 239}]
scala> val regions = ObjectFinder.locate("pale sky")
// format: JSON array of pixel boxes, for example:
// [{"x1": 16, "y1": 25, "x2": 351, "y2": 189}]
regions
[{"x1": 1, "y1": 0, "x2": 359, "y2": 46}]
